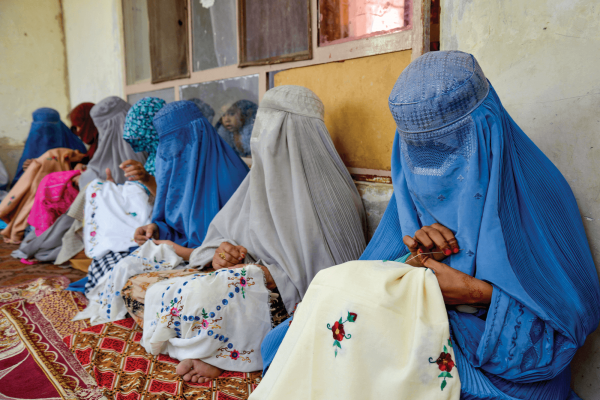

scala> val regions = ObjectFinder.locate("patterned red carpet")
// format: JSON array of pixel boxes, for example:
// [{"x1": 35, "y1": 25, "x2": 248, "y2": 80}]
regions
[
  {"x1": 0, "y1": 240, "x2": 86, "y2": 287},
  {"x1": 0, "y1": 239, "x2": 262, "y2": 399}
]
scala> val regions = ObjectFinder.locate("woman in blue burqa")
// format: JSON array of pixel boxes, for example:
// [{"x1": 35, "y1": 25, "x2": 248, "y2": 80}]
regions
[
  {"x1": 12, "y1": 107, "x2": 87, "y2": 187},
  {"x1": 259, "y1": 51, "x2": 600, "y2": 400}
]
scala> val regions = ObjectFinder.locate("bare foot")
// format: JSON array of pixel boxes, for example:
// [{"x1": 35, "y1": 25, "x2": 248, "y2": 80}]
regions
[{"x1": 176, "y1": 359, "x2": 223, "y2": 384}]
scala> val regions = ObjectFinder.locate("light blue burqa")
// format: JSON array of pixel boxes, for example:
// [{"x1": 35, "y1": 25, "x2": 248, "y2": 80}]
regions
[
  {"x1": 151, "y1": 101, "x2": 249, "y2": 248},
  {"x1": 262, "y1": 51, "x2": 599, "y2": 400}
]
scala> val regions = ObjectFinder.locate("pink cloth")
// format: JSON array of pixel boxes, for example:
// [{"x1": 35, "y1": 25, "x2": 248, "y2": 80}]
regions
[{"x1": 28, "y1": 170, "x2": 81, "y2": 236}]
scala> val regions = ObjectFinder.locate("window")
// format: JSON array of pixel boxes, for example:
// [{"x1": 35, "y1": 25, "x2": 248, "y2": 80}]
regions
[
  {"x1": 319, "y1": 0, "x2": 411, "y2": 46},
  {"x1": 122, "y1": 0, "x2": 433, "y2": 163}
]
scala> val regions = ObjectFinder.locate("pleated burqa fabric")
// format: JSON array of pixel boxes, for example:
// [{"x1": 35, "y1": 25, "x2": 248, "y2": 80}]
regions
[
  {"x1": 79, "y1": 97, "x2": 146, "y2": 188},
  {"x1": 359, "y1": 51, "x2": 600, "y2": 399},
  {"x1": 189, "y1": 85, "x2": 367, "y2": 313}
]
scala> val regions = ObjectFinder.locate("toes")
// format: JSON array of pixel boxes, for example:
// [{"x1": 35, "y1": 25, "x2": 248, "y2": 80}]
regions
[
  {"x1": 182, "y1": 373, "x2": 193, "y2": 382},
  {"x1": 191, "y1": 374, "x2": 199, "y2": 383}
]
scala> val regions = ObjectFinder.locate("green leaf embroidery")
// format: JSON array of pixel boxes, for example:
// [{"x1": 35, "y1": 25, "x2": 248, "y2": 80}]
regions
[
  {"x1": 438, "y1": 371, "x2": 452, "y2": 378},
  {"x1": 441, "y1": 380, "x2": 447, "y2": 391},
  {"x1": 339, "y1": 317, "x2": 343, "y2": 324},
  {"x1": 335, "y1": 348, "x2": 338, "y2": 357},
  {"x1": 443, "y1": 345, "x2": 448, "y2": 353},
  {"x1": 347, "y1": 312, "x2": 355, "y2": 322},
  {"x1": 202, "y1": 308, "x2": 209, "y2": 319},
  {"x1": 334, "y1": 340, "x2": 341, "y2": 348},
  {"x1": 448, "y1": 338, "x2": 453, "y2": 348}
]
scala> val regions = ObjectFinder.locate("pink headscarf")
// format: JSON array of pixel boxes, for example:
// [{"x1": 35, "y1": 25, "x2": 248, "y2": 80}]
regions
[{"x1": 28, "y1": 170, "x2": 81, "y2": 236}]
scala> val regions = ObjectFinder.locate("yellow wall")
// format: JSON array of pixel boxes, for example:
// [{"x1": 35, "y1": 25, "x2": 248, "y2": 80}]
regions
[
  {"x1": 275, "y1": 50, "x2": 412, "y2": 171},
  {"x1": 62, "y1": 0, "x2": 125, "y2": 107},
  {"x1": 0, "y1": 0, "x2": 71, "y2": 180}
]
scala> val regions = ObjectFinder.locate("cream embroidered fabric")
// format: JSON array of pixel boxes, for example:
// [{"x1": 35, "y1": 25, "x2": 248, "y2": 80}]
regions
[
  {"x1": 141, "y1": 264, "x2": 271, "y2": 372},
  {"x1": 74, "y1": 240, "x2": 183, "y2": 325},
  {"x1": 250, "y1": 261, "x2": 461, "y2": 400},
  {"x1": 83, "y1": 179, "x2": 152, "y2": 259}
]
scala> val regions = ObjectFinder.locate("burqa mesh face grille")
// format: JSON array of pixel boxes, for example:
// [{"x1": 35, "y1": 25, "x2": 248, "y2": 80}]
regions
[{"x1": 399, "y1": 116, "x2": 476, "y2": 176}]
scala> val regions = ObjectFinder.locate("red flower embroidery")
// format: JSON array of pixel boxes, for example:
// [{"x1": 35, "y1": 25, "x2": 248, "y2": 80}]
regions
[
  {"x1": 348, "y1": 312, "x2": 358, "y2": 322},
  {"x1": 230, "y1": 350, "x2": 240, "y2": 360},
  {"x1": 90, "y1": 231, "x2": 96, "y2": 237},
  {"x1": 91, "y1": 193, "x2": 97, "y2": 198},
  {"x1": 240, "y1": 277, "x2": 247, "y2": 287},
  {"x1": 331, "y1": 321, "x2": 345, "y2": 341},
  {"x1": 170, "y1": 307, "x2": 179, "y2": 317},
  {"x1": 436, "y1": 352, "x2": 455, "y2": 372}
]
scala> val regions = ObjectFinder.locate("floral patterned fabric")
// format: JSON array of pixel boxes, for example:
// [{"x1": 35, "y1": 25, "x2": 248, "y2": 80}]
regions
[
  {"x1": 123, "y1": 97, "x2": 166, "y2": 176},
  {"x1": 250, "y1": 260, "x2": 460, "y2": 400},
  {"x1": 142, "y1": 265, "x2": 272, "y2": 372},
  {"x1": 122, "y1": 270, "x2": 290, "y2": 329},
  {"x1": 83, "y1": 179, "x2": 152, "y2": 259},
  {"x1": 66, "y1": 318, "x2": 262, "y2": 400},
  {"x1": 76, "y1": 240, "x2": 183, "y2": 325}
]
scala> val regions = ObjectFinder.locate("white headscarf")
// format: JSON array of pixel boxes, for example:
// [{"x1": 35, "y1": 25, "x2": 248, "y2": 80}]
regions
[
  {"x1": 79, "y1": 96, "x2": 147, "y2": 188},
  {"x1": 190, "y1": 85, "x2": 367, "y2": 312}
]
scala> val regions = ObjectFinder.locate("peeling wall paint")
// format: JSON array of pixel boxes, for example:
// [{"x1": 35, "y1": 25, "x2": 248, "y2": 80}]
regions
[
  {"x1": 62, "y1": 0, "x2": 125, "y2": 106},
  {"x1": 355, "y1": 181, "x2": 394, "y2": 241},
  {"x1": 442, "y1": 0, "x2": 600, "y2": 397},
  {"x1": 0, "y1": 0, "x2": 71, "y2": 180}
]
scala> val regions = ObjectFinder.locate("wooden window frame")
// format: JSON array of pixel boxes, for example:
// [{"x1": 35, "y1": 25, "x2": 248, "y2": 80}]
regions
[
  {"x1": 120, "y1": 0, "x2": 431, "y2": 176},
  {"x1": 237, "y1": 0, "x2": 313, "y2": 67}
]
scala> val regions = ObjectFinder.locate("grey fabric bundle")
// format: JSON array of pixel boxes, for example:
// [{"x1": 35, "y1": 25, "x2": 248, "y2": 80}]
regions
[
  {"x1": 12, "y1": 214, "x2": 74, "y2": 263},
  {"x1": 189, "y1": 85, "x2": 367, "y2": 313},
  {"x1": 79, "y1": 96, "x2": 147, "y2": 188}
]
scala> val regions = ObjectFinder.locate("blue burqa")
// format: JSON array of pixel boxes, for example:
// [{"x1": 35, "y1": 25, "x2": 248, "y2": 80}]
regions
[
  {"x1": 151, "y1": 101, "x2": 249, "y2": 248},
  {"x1": 262, "y1": 51, "x2": 600, "y2": 399},
  {"x1": 12, "y1": 108, "x2": 87, "y2": 187}
]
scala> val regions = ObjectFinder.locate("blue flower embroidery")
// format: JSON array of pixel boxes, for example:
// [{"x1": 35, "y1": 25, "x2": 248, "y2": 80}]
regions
[
  {"x1": 228, "y1": 343, "x2": 233, "y2": 349},
  {"x1": 174, "y1": 321, "x2": 180, "y2": 326},
  {"x1": 208, "y1": 330, "x2": 213, "y2": 336},
  {"x1": 209, "y1": 312, "x2": 215, "y2": 318},
  {"x1": 183, "y1": 282, "x2": 188, "y2": 286},
  {"x1": 222, "y1": 299, "x2": 228, "y2": 305},
  {"x1": 178, "y1": 288, "x2": 182, "y2": 294},
  {"x1": 217, "y1": 306, "x2": 221, "y2": 311},
  {"x1": 228, "y1": 292, "x2": 234, "y2": 298},
  {"x1": 195, "y1": 316, "x2": 200, "y2": 321},
  {"x1": 235, "y1": 287, "x2": 240, "y2": 293}
]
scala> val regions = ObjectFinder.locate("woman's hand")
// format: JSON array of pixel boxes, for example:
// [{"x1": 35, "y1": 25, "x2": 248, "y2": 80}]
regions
[
  {"x1": 22, "y1": 159, "x2": 34, "y2": 171},
  {"x1": 419, "y1": 255, "x2": 493, "y2": 306},
  {"x1": 120, "y1": 159, "x2": 150, "y2": 183},
  {"x1": 403, "y1": 223, "x2": 459, "y2": 267},
  {"x1": 134, "y1": 223, "x2": 159, "y2": 245},
  {"x1": 212, "y1": 242, "x2": 247, "y2": 269}
]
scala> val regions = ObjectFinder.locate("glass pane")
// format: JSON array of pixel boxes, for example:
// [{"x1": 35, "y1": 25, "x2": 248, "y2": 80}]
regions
[
  {"x1": 127, "y1": 88, "x2": 176, "y2": 105},
  {"x1": 240, "y1": 0, "x2": 311, "y2": 66},
  {"x1": 191, "y1": 0, "x2": 237, "y2": 71},
  {"x1": 319, "y1": 0, "x2": 412, "y2": 46},
  {"x1": 180, "y1": 75, "x2": 259, "y2": 158},
  {"x1": 122, "y1": 0, "x2": 151, "y2": 84}
]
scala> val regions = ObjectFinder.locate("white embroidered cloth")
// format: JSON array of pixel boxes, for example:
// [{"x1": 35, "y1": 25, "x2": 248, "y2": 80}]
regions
[
  {"x1": 141, "y1": 264, "x2": 271, "y2": 372},
  {"x1": 250, "y1": 261, "x2": 461, "y2": 400},
  {"x1": 83, "y1": 179, "x2": 152, "y2": 259},
  {"x1": 74, "y1": 240, "x2": 183, "y2": 325}
]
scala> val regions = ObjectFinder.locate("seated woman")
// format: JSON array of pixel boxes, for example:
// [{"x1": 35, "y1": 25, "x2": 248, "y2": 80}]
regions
[
  {"x1": 253, "y1": 51, "x2": 600, "y2": 400},
  {"x1": 11, "y1": 107, "x2": 87, "y2": 187},
  {"x1": 78, "y1": 96, "x2": 147, "y2": 189},
  {"x1": 125, "y1": 85, "x2": 367, "y2": 384},
  {"x1": 0, "y1": 148, "x2": 86, "y2": 243},
  {"x1": 69, "y1": 102, "x2": 99, "y2": 162},
  {"x1": 76, "y1": 100, "x2": 250, "y2": 318}
]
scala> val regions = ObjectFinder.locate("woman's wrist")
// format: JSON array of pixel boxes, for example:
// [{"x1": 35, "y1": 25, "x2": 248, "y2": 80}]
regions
[{"x1": 257, "y1": 264, "x2": 277, "y2": 290}]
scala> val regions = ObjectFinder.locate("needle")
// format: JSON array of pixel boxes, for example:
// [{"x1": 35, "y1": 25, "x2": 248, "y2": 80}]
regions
[{"x1": 406, "y1": 250, "x2": 464, "y2": 264}]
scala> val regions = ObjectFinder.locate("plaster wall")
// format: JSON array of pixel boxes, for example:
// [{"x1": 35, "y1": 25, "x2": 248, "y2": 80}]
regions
[
  {"x1": 62, "y1": 0, "x2": 125, "y2": 107},
  {"x1": 442, "y1": 0, "x2": 600, "y2": 398},
  {"x1": 0, "y1": 0, "x2": 71, "y2": 181},
  {"x1": 274, "y1": 50, "x2": 412, "y2": 171}
]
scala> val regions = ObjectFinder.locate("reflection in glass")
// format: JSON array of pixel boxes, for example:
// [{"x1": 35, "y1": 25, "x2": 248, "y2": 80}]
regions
[
  {"x1": 180, "y1": 75, "x2": 259, "y2": 158},
  {"x1": 127, "y1": 88, "x2": 175, "y2": 105},
  {"x1": 319, "y1": 0, "x2": 411, "y2": 46},
  {"x1": 191, "y1": 0, "x2": 237, "y2": 71}
]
